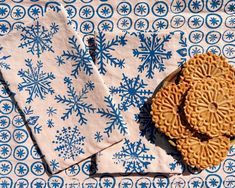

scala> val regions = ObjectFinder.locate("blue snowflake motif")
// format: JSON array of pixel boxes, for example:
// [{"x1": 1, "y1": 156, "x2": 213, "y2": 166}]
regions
[
  {"x1": 173, "y1": 0, "x2": 184, "y2": 11},
  {"x1": 55, "y1": 55, "x2": 66, "y2": 66},
  {"x1": 0, "y1": 145, "x2": 10, "y2": 157},
  {"x1": 136, "y1": 4, "x2": 148, "y2": 15},
  {"x1": 228, "y1": 3, "x2": 235, "y2": 12},
  {"x1": 113, "y1": 139, "x2": 155, "y2": 173},
  {"x1": 155, "y1": 178, "x2": 167, "y2": 188},
  {"x1": 167, "y1": 151, "x2": 185, "y2": 172},
  {"x1": 225, "y1": 46, "x2": 235, "y2": 56},
  {"x1": 190, "y1": 46, "x2": 203, "y2": 56},
  {"x1": 66, "y1": 164, "x2": 80, "y2": 176},
  {"x1": 0, "y1": 163, "x2": 10, "y2": 173},
  {"x1": 0, "y1": 47, "x2": 11, "y2": 70},
  {"x1": 47, "y1": 107, "x2": 57, "y2": 117},
  {"x1": 97, "y1": 95, "x2": 128, "y2": 136},
  {"x1": 95, "y1": 31, "x2": 126, "y2": 75},
  {"x1": 62, "y1": 36, "x2": 93, "y2": 78},
  {"x1": 209, "y1": 178, "x2": 219, "y2": 187},
  {"x1": 137, "y1": 20, "x2": 146, "y2": 29},
  {"x1": 133, "y1": 33, "x2": 172, "y2": 78},
  {"x1": 16, "y1": 163, "x2": 28, "y2": 175},
  {"x1": 15, "y1": 179, "x2": 28, "y2": 188},
  {"x1": 55, "y1": 77, "x2": 95, "y2": 125},
  {"x1": 0, "y1": 179, "x2": 11, "y2": 188},
  {"x1": 154, "y1": 19, "x2": 167, "y2": 30},
  {"x1": 208, "y1": 34, "x2": 218, "y2": 42},
  {"x1": 225, "y1": 161, "x2": 235, "y2": 172},
  {"x1": 155, "y1": 4, "x2": 166, "y2": 15},
  {"x1": 18, "y1": 59, "x2": 55, "y2": 103},
  {"x1": 32, "y1": 162, "x2": 45, "y2": 174},
  {"x1": 50, "y1": 159, "x2": 59, "y2": 172},
  {"x1": 0, "y1": 130, "x2": 10, "y2": 142},
  {"x1": 94, "y1": 131, "x2": 103, "y2": 142},
  {"x1": 174, "y1": 17, "x2": 184, "y2": 26},
  {"x1": 110, "y1": 74, "x2": 152, "y2": 111},
  {"x1": 229, "y1": 17, "x2": 235, "y2": 26},
  {"x1": 100, "y1": 22, "x2": 112, "y2": 31},
  {"x1": 47, "y1": 119, "x2": 54, "y2": 128},
  {"x1": 53, "y1": 126, "x2": 85, "y2": 160},
  {"x1": 210, "y1": 0, "x2": 221, "y2": 9},
  {"x1": 119, "y1": 4, "x2": 129, "y2": 14},
  {"x1": 12, "y1": 8, "x2": 24, "y2": 18},
  {"x1": 15, "y1": 148, "x2": 26, "y2": 159},
  {"x1": 120, "y1": 18, "x2": 130, "y2": 28},
  {"x1": 0, "y1": 23, "x2": 9, "y2": 33},
  {"x1": 82, "y1": 22, "x2": 91, "y2": 31},
  {"x1": 81, "y1": 7, "x2": 92, "y2": 18},
  {"x1": 102, "y1": 179, "x2": 112, "y2": 188},
  {"x1": 0, "y1": 7, "x2": 8, "y2": 17},
  {"x1": 191, "y1": 17, "x2": 202, "y2": 27},
  {"x1": 30, "y1": 7, "x2": 40, "y2": 17},
  {"x1": 192, "y1": 33, "x2": 201, "y2": 41},
  {"x1": 191, "y1": 0, "x2": 203, "y2": 11},
  {"x1": 224, "y1": 175, "x2": 235, "y2": 187},
  {"x1": 209, "y1": 16, "x2": 220, "y2": 26},
  {"x1": 100, "y1": 6, "x2": 111, "y2": 17},
  {"x1": 135, "y1": 102, "x2": 159, "y2": 144},
  {"x1": 18, "y1": 21, "x2": 59, "y2": 57}
]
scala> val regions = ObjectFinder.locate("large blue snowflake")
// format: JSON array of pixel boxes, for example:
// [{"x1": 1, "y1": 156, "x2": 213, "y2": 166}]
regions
[
  {"x1": 0, "y1": 47, "x2": 10, "y2": 70},
  {"x1": 133, "y1": 33, "x2": 172, "y2": 79},
  {"x1": 97, "y1": 95, "x2": 128, "y2": 137},
  {"x1": 55, "y1": 77, "x2": 95, "y2": 125},
  {"x1": 53, "y1": 126, "x2": 85, "y2": 160},
  {"x1": 135, "y1": 102, "x2": 160, "y2": 144},
  {"x1": 109, "y1": 74, "x2": 152, "y2": 111},
  {"x1": 62, "y1": 35, "x2": 93, "y2": 78},
  {"x1": 18, "y1": 59, "x2": 55, "y2": 103},
  {"x1": 113, "y1": 139, "x2": 155, "y2": 173},
  {"x1": 18, "y1": 21, "x2": 59, "y2": 57},
  {"x1": 95, "y1": 31, "x2": 127, "y2": 75}
]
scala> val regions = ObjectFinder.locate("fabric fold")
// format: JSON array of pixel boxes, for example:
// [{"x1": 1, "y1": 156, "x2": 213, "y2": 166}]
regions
[{"x1": 0, "y1": 9, "x2": 128, "y2": 173}]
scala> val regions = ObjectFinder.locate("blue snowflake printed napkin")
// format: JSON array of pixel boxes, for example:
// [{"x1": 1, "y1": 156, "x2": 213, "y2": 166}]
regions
[
  {"x1": 0, "y1": 9, "x2": 128, "y2": 173},
  {"x1": 95, "y1": 30, "x2": 188, "y2": 174}
]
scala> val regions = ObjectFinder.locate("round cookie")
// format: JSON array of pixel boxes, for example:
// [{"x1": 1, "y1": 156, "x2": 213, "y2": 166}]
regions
[
  {"x1": 151, "y1": 83, "x2": 192, "y2": 139},
  {"x1": 176, "y1": 135, "x2": 230, "y2": 169},
  {"x1": 179, "y1": 52, "x2": 235, "y2": 84},
  {"x1": 184, "y1": 79, "x2": 235, "y2": 137}
]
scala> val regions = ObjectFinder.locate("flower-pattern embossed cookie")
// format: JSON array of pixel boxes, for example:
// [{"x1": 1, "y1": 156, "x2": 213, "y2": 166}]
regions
[
  {"x1": 151, "y1": 83, "x2": 192, "y2": 139},
  {"x1": 180, "y1": 52, "x2": 235, "y2": 84},
  {"x1": 184, "y1": 79, "x2": 235, "y2": 137},
  {"x1": 177, "y1": 135, "x2": 230, "y2": 169}
]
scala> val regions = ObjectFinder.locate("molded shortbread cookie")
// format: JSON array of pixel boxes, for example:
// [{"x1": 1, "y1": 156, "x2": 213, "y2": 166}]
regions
[
  {"x1": 179, "y1": 52, "x2": 235, "y2": 84},
  {"x1": 177, "y1": 135, "x2": 230, "y2": 169},
  {"x1": 151, "y1": 83, "x2": 192, "y2": 139},
  {"x1": 184, "y1": 79, "x2": 235, "y2": 137}
]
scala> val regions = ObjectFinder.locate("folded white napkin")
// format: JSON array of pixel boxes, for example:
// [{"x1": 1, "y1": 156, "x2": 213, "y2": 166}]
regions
[{"x1": 0, "y1": 9, "x2": 128, "y2": 173}]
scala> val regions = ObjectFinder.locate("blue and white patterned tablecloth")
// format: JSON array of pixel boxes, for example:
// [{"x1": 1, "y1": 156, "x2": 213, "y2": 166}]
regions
[{"x1": 0, "y1": 0, "x2": 235, "y2": 188}]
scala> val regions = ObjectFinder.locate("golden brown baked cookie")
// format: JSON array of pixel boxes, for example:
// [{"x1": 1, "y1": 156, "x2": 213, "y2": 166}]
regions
[
  {"x1": 151, "y1": 83, "x2": 192, "y2": 139},
  {"x1": 176, "y1": 135, "x2": 230, "y2": 169},
  {"x1": 179, "y1": 52, "x2": 235, "y2": 84},
  {"x1": 184, "y1": 79, "x2": 235, "y2": 137}
]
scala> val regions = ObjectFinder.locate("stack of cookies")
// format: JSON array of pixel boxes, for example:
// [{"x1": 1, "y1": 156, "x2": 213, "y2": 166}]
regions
[{"x1": 151, "y1": 52, "x2": 235, "y2": 169}]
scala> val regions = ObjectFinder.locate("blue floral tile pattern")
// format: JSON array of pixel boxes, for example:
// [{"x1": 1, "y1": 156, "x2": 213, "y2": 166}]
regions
[
  {"x1": 0, "y1": 9, "x2": 128, "y2": 174},
  {"x1": 0, "y1": 0, "x2": 234, "y2": 186}
]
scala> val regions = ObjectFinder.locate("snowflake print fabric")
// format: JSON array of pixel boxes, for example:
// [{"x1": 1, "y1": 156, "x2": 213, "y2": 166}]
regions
[
  {"x1": 0, "y1": 0, "x2": 235, "y2": 185},
  {"x1": 0, "y1": 9, "x2": 128, "y2": 174},
  {"x1": 95, "y1": 30, "x2": 189, "y2": 174}
]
